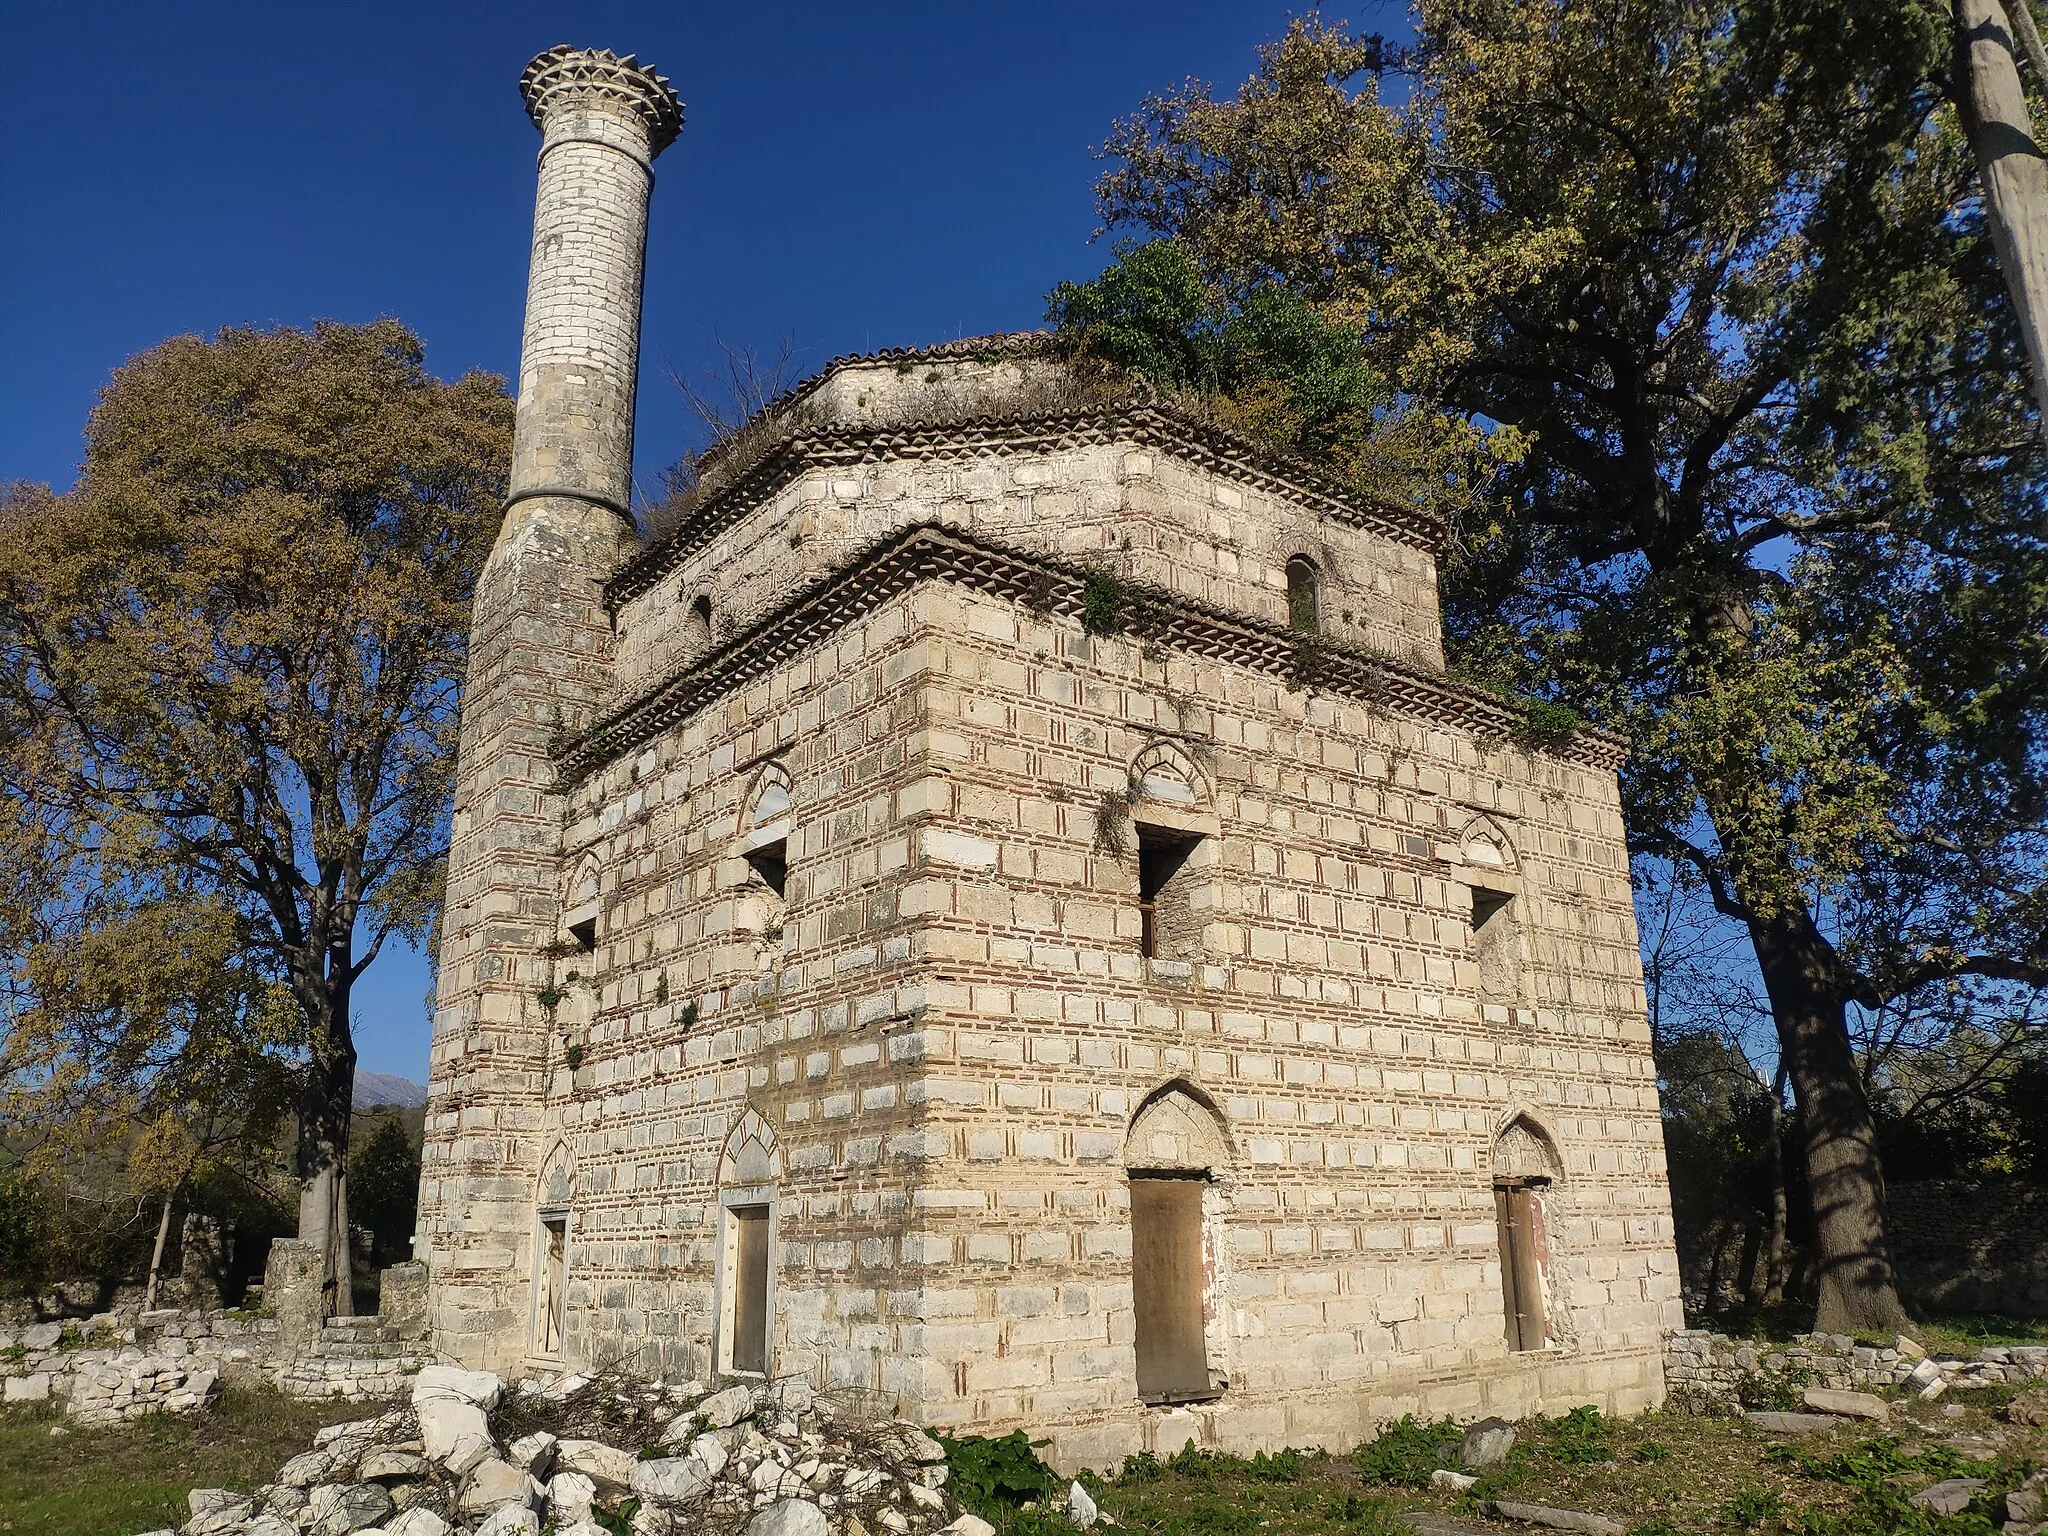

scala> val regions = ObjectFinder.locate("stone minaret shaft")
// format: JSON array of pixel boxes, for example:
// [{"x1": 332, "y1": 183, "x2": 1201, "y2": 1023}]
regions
[{"x1": 419, "y1": 46, "x2": 681, "y2": 1371}]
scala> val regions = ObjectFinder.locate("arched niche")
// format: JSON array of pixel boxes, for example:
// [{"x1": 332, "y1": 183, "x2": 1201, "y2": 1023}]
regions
[
  {"x1": 1458, "y1": 813, "x2": 1521, "y2": 875},
  {"x1": 1125, "y1": 1083, "x2": 1232, "y2": 1173},
  {"x1": 717, "y1": 1107, "x2": 784, "y2": 1188},
  {"x1": 738, "y1": 761, "x2": 792, "y2": 837},
  {"x1": 538, "y1": 1139, "x2": 576, "y2": 1211},
  {"x1": 1131, "y1": 741, "x2": 1209, "y2": 816},
  {"x1": 1493, "y1": 1113, "x2": 1563, "y2": 1183},
  {"x1": 562, "y1": 850, "x2": 602, "y2": 951}
]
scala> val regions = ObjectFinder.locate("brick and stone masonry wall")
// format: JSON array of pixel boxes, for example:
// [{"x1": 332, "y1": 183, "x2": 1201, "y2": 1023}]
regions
[
  {"x1": 474, "y1": 547, "x2": 1676, "y2": 1467},
  {"x1": 1888, "y1": 1181, "x2": 2048, "y2": 1318}
]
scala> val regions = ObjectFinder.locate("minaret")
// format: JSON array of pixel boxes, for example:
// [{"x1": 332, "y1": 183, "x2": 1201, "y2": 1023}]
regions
[{"x1": 418, "y1": 47, "x2": 682, "y2": 1370}]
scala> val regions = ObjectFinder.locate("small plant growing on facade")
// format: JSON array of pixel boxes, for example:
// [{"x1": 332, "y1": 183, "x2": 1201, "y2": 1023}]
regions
[
  {"x1": 564, "y1": 1042, "x2": 585, "y2": 1070},
  {"x1": 1092, "y1": 789, "x2": 1132, "y2": 856},
  {"x1": 536, "y1": 984, "x2": 566, "y2": 1013},
  {"x1": 654, "y1": 971, "x2": 670, "y2": 1003},
  {"x1": 679, "y1": 1000, "x2": 699, "y2": 1027},
  {"x1": 1082, "y1": 567, "x2": 1126, "y2": 635}
]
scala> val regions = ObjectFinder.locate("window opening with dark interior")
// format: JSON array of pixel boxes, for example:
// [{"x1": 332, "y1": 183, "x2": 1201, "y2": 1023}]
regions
[
  {"x1": 685, "y1": 592, "x2": 713, "y2": 649},
  {"x1": 1138, "y1": 828, "x2": 1202, "y2": 960},
  {"x1": 1130, "y1": 1172, "x2": 1214, "y2": 1402},
  {"x1": 1494, "y1": 1176, "x2": 1549, "y2": 1351},
  {"x1": 745, "y1": 843, "x2": 787, "y2": 899},
  {"x1": 1286, "y1": 555, "x2": 1320, "y2": 631},
  {"x1": 743, "y1": 770, "x2": 791, "y2": 898},
  {"x1": 1470, "y1": 886, "x2": 1518, "y2": 1006},
  {"x1": 727, "y1": 1203, "x2": 771, "y2": 1374},
  {"x1": 564, "y1": 858, "x2": 600, "y2": 952}
]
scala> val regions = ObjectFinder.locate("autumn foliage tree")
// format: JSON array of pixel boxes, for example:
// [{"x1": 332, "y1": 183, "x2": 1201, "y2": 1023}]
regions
[
  {"x1": 0, "y1": 320, "x2": 511, "y2": 1312},
  {"x1": 1059, "y1": 4, "x2": 2048, "y2": 1332}
]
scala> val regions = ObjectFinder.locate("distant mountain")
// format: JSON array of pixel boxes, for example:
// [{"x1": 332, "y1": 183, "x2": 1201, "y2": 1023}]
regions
[{"x1": 353, "y1": 1070, "x2": 428, "y2": 1108}]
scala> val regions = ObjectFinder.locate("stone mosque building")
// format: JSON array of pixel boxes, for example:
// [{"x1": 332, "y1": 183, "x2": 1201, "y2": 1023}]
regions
[{"x1": 416, "y1": 44, "x2": 1683, "y2": 1468}]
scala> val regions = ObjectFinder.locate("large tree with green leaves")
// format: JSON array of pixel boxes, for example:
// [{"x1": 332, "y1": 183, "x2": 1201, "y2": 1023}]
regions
[
  {"x1": 1058, "y1": 3, "x2": 2048, "y2": 1332},
  {"x1": 0, "y1": 321, "x2": 511, "y2": 1312}
]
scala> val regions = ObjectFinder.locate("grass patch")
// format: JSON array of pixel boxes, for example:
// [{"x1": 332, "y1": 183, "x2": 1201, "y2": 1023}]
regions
[
  {"x1": 1356, "y1": 1397, "x2": 2048, "y2": 1534},
  {"x1": 1094, "y1": 1451, "x2": 1409, "y2": 1536},
  {"x1": 0, "y1": 1384, "x2": 378, "y2": 1536},
  {"x1": 1913, "y1": 1311, "x2": 2048, "y2": 1355}
]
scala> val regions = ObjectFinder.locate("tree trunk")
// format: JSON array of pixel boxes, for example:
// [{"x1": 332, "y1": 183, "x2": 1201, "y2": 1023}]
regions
[
  {"x1": 1747, "y1": 905, "x2": 1912, "y2": 1336},
  {"x1": 1703, "y1": 1216, "x2": 1730, "y2": 1317},
  {"x1": 297, "y1": 1015, "x2": 357, "y2": 1319},
  {"x1": 1956, "y1": 0, "x2": 2048, "y2": 436},
  {"x1": 1760, "y1": 1063, "x2": 1791, "y2": 1308},
  {"x1": 143, "y1": 1185, "x2": 177, "y2": 1311},
  {"x1": 1734, "y1": 1211, "x2": 1764, "y2": 1311}
]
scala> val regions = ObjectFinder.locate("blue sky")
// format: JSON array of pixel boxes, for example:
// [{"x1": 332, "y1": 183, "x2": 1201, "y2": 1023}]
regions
[{"x1": 0, "y1": 2, "x2": 1375, "y2": 1080}]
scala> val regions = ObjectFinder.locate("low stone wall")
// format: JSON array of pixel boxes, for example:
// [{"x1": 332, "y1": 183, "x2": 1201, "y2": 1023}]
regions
[
  {"x1": 1891, "y1": 1181, "x2": 2048, "y2": 1317},
  {"x1": 1664, "y1": 1327, "x2": 2048, "y2": 1410},
  {"x1": 0, "y1": 1266, "x2": 436, "y2": 1420}
]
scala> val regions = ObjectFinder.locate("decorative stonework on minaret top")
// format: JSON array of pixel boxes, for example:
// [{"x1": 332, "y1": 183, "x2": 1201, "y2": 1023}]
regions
[{"x1": 507, "y1": 46, "x2": 683, "y2": 523}]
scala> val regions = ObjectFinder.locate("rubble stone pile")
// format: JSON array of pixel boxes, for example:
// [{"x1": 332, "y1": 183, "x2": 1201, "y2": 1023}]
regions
[{"x1": 142, "y1": 1366, "x2": 1004, "y2": 1536}]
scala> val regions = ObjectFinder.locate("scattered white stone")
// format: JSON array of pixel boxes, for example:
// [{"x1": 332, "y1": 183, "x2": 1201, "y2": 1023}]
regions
[
  {"x1": 458, "y1": 1459, "x2": 542, "y2": 1516},
  {"x1": 744, "y1": 1500, "x2": 830, "y2": 1536},
  {"x1": 1482, "y1": 1500, "x2": 1626, "y2": 1536},
  {"x1": 1460, "y1": 1418, "x2": 1517, "y2": 1468},
  {"x1": 413, "y1": 1365, "x2": 503, "y2": 1410},
  {"x1": 1910, "y1": 1478, "x2": 1986, "y2": 1516},
  {"x1": 184, "y1": 1490, "x2": 254, "y2": 1536},
  {"x1": 419, "y1": 1397, "x2": 492, "y2": 1466},
  {"x1": 634, "y1": 1453, "x2": 717, "y2": 1505},
  {"x1": 509, "y1": 1431, "x2": 559, "y2": 1476},
  {"x1": 277, "y1": 1450, "x2": 338, "y2": 1488},
  {"x1": 305, "y1": 1481, "x2": 393, "y2": 1536},
  {"x1": 548, "y1": 1470, "x2": 599, "y2": 1524},
  {"x1": 1431, "y1": 1469, "x2": 1480, "y2": 1492},
  {"x1": 1068, "y1": 1481, "x2": 1099, "y2": 1528},
  {"x1": 699, "y1": 1384, "x2": 756, "y2": 1429},
  {"x1": 383, "y1": 1507, "x2": 453, "y2": 1536},
  {"x1": 941, "y1": 1517, "x2": 995, "y2": 1536},
  {"x1": 556, "y1": 1438, "x2": 638, "y2": 1491},
  {"x1": 4, "y1": 1372, "x2": 51, "y2": 1402},
  {"x1": 1802, "y1": 1388, "x2": 1891, "y2": 1421},
  {"x1": 473, "y1": 1504, "x2": 542, "y2": 1536},
  {"x1": 358, "y1": 1450, "x2": 431, "y2": 1482}
]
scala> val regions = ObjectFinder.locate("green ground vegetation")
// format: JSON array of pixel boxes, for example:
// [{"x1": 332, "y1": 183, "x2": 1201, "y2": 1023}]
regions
[
  {"x1": 0, "y1": 1385, "x2": 367, "y2": 1536},
  {"x1": 947, "y1": 1388, "x2": 2048, "y2": 1536}
]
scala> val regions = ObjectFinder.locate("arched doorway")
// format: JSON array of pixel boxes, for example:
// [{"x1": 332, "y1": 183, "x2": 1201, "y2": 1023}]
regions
[
  {"x1": 715, "y1": 1109, "x2": 782, "y2": 1377},
  {"x1": 1493, "y1": 1114, "x2": 1563, "y2": 1352},
  {"x1": 1126, "y1": 1085, "x2": 1231, "y2": 1403}
]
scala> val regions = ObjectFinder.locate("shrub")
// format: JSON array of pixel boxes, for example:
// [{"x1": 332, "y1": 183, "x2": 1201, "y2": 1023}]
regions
[
  {"x1": 939, "y1": 1431, "x2": 1062, "y2": 1520},
  {"x1": 1546, "y1": 1405, "x2": 1613, "y2": 1465},
  {"x1": 1353, "y1": 1415, "x2": 1462, "y2": 1488}
]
